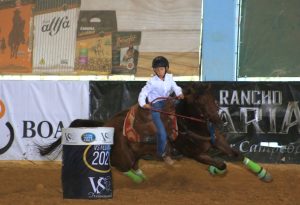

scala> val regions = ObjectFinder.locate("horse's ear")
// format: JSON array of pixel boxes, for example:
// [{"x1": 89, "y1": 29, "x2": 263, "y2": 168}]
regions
[
  {"x1": 199, "y1": 83, "x2": 211, "y2": 93},
  {"x1": 205, "y1": 83, "x2": 211, "y2": 92},
  {"x1": 206, "y1": 83, "x2": 212, "y2": 91}
]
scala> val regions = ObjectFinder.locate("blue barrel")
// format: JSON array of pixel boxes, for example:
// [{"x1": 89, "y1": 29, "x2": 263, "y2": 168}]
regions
[{"x1": 61, "y1": 127, "x2": 114, "y2": 199}]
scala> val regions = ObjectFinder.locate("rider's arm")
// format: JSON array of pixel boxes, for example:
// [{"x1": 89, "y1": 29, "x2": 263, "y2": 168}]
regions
[{"x1": 138, "y1": 81, "x2": 152, "y2": 108}]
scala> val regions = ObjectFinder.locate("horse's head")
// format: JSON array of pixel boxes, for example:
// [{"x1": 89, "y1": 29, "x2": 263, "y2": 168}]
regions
[{"x1": 182, "y1": 83, "x2": 221, "y2": 124}]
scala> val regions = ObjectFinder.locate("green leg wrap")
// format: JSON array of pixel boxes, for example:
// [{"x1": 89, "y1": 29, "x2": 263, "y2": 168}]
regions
[
  {"x1": 208, "y1": 165, "x2": 227, "y2": 175},
  {"x1": 134, "y1": 169, "x2": 147, "y2": 180},
  {"x1": 243, "y1": 157, "x2": 272, "y2": 182},
  {"x1": 243, "y1": 157, "x2": 261, "y2": 173},
  {"x1": 124, "y1": 170, "x2": 144, "y2": 183}
]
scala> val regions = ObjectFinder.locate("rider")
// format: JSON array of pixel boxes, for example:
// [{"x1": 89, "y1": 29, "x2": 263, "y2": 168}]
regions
[{"x1": 138, "y1": 56, "x2": 184, "y2": 165}]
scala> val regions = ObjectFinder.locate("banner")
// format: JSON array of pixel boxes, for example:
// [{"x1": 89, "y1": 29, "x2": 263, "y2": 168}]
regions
[
  {"x1": 90, "y1": 81, "x2": 300, "y2": 163},
  {"x1": 0, "y1": 80, "x2": 89, "y2": 160}
]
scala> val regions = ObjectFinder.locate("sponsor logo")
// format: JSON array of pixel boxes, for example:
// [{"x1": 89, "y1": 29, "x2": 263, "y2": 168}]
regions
[
  {"x1": 41, "y1": 16, "x2": 71, "y2": 36},
  {"x1": 80, "y1": 26, "x2": 95, "y2": 31},
  {"x1": 81, "y1": 132, "x2": 96, "y2": 143},
  {"x1": 219, "y1": 89, "x2": 300, "y2": 135},
  {"x1": 0, "y1": 99, "x2": 64, "y2": 157},
  {"x1": 88, "y1": 176, "x2": 112, "y2": 198},
  {"x1": 0, "y1": 100, "x2": 15, "y2": 155},
  {"x1": 63, "y1": 132, "x2": 74, "y2": 143},
  {"x1": 0, "y1": 100, "x2": 5, "y2": 119},
  {"x1": 100, "y1": 132, "x2": 112, "y2": 143},
  {"x1": 23, "y1": 120, "x2": 64, "y2": 139}
]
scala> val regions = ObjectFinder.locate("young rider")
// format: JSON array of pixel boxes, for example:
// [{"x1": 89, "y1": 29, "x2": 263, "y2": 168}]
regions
[{"x1": 138, "y1": 56, "x2": 184, "y2": 165}]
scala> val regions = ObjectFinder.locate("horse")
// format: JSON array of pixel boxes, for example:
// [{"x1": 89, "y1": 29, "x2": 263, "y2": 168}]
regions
[
  {"x1": 38, "y1": 83, "x2": 272, "y2": 183},
  {"x1": 9, "y1": 9, "x2": 25, "y2": 59}
]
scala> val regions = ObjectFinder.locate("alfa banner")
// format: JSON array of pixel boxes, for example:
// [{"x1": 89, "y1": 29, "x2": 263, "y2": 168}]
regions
[
  {"x1": 90, "y1": 81, "x2": 300, "y2": 163},
  {"x1": 0, "y1": 80, "x2": 89, "y2": 160}
]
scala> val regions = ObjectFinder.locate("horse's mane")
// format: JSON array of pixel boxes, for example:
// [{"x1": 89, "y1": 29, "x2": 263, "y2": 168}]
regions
[{"x1": 182, "y1": 83, "x2": 211, "y2": 96}]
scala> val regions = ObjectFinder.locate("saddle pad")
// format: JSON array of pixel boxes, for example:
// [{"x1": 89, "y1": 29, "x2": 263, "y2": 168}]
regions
[
  {"x1": 123, "y1": 105, "x2": 178, "y2": 142},
  {"x1": 123, "y1": 105, "x2": 141, "y2": 142}
]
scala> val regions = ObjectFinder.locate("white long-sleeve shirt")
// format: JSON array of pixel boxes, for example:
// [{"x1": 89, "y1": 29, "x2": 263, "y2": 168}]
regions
[{"x1": 138, "y1": 73, "x2": 182, "y2": 107}]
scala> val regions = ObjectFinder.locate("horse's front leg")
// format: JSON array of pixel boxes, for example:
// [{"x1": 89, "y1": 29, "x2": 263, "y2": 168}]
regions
[
  {"x1": 213, "y1": 130, "x2": 272, "y2": 182},
  {"x1": 193, "y1": 153, "x2": 227, "y2": 175}
]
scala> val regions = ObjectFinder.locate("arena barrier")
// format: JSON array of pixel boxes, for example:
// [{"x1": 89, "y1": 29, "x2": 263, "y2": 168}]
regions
[{"x1": 61, "y1": 127, "x2": 114, "y2": 199}]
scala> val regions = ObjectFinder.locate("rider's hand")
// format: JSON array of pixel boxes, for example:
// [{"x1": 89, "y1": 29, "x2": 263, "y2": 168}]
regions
[
  {"x1": 143, "y1": 104, "x2": 151, "y2": 109},
  {"x1": 177, "y1": 94, "x2": 184, "y2": 99}
]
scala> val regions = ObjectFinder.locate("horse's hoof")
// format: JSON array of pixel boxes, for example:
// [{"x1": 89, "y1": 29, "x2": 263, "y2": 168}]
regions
[
  {"x1": 208, "y1": 165, "x2": 227, "y2": 175},
  {"x1": 257, "y1": 168, "x2": 273, "y2": 182},
  {"x1": 134, "y1": 169, "x2": 148, "y2": 180},
  {"x1": 260, "y1": 172, "x2": 273, "y2": 182},
  {"x1": 123, "y1": 170, "x2": 144, "y2": 183},
  {"x1": 132, "y1": 176, "x2": 144, "y2": 184}
]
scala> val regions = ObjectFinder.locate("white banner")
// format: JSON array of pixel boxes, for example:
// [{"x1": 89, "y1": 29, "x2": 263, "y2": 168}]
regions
[{"x1": 0, "y1": 81, "x2": 89, "y2": 160}]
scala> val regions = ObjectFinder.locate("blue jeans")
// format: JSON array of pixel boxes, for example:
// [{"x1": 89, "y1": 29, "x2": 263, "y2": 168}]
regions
[{"x1": 151, "y1": 100, "x2": 167, "y2": 157}]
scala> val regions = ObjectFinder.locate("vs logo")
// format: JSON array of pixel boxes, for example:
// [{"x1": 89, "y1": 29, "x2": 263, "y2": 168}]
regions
[
  {"x1": 0, "y1": 100, "x2": 14, "y2": 155},
  {"x1": 101, "y1": 132, "x2": 111, "y2": 143},
  {"x1": 88, "y1": 176, "x2": 112, "y2": 198}
]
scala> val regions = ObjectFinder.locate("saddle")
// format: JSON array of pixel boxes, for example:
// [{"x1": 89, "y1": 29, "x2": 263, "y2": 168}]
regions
[{"x1": 123, "y1": 104, "x2": 178, "y2": 143}]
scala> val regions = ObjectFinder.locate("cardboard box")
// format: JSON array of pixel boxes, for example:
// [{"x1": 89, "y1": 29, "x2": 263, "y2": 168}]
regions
[
  {"x1": 32, "y1": 0, "x2": 80, "y2": 73},
  {"x1": 112, "y1": 31, "x2": 141, "y2": 75},
  {"x1": 75, "y1": 10, "x2": 117, "y2": 74}
]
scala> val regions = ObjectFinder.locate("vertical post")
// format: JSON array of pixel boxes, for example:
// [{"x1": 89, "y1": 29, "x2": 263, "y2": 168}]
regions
[{"x1": 201, "y1": 0, "x2": 240, "y2": 81}]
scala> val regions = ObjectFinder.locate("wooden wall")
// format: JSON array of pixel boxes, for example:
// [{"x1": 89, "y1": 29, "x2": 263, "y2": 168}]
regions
[{"x1": 81, "y1": 0, "x2": 202, "y2": 77}]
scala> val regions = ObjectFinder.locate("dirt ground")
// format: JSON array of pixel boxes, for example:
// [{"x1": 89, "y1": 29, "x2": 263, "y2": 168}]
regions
[{"x1": 0, "y1": 158, "x2": 299, "y2": 205}]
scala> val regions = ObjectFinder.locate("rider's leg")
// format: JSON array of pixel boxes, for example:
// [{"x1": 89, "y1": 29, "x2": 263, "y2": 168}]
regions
[
  {"x1": 151, "y1": 101, "x2": 174, "y2": 165},
  {"x1": 151, "y1": 101, "x2": 167, "y2": 157}
]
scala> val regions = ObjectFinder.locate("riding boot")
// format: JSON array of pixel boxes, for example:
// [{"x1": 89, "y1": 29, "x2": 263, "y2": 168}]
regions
[
  {"x1": 171, "y1": 147, "x2": 183, "y2": 159},
  {"x1": 162, "y1": 154, "x2": 174, "y2": 165},
  {"x1": 161, "y1": 142, "x2": 175, "y2": 165},
  {"x1": 165, "y1": 134, "x2": 182, "y2": 159}
]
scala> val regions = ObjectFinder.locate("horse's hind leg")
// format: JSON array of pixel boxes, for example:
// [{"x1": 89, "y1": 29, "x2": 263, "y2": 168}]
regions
[
  {"x1": 111, "y1": 153, "x2": 144, "y2": 183},
  {"x1": 111, "y1": 136, "x2": 145, "y2": 183}
]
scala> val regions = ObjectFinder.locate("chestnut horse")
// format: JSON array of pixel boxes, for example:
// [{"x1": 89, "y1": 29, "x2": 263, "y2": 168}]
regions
[{"x1": 38, "y1": 83, "x2": 272, "y2": 183}]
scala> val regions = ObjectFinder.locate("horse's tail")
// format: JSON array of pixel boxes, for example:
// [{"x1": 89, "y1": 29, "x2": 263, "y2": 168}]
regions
[{"x1": 37, "y1": 137, "x2": 62, "y2": 156}]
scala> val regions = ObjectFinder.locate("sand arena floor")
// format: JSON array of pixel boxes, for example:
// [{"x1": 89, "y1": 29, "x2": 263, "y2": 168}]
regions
[{"x1": 0, "y1": 158, "x2": 299, "y2": 205}]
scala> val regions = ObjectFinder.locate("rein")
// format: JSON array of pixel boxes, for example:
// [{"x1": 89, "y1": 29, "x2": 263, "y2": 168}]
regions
[
  {"x1": 146, "y1": 96, "x2": 216, "y2": 144},
  {"x1": 148, "y1": 97, "x2": 206, "y2": 123}
]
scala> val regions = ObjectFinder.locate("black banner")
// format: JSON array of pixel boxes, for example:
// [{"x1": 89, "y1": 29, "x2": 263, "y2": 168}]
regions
[{"x1": 90, "y1": 81, "x2": 300, "y2": 163}]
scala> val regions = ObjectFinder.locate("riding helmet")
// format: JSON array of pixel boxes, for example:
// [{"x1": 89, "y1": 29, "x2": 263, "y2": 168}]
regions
[{"x1": 152, "y1": 56, "x2": 169, "y2": 69}]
